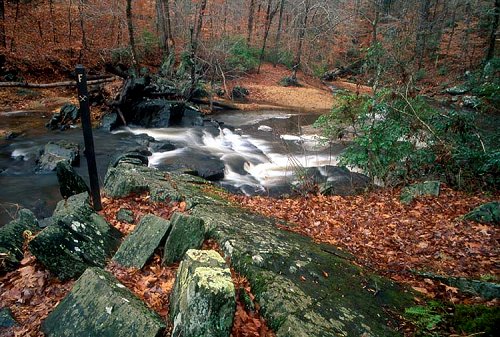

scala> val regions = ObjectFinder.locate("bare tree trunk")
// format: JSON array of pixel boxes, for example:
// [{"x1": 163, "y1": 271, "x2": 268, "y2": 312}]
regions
[
  {"x1": 10, "y1": 1, "x2": 20, "y2": 52},
  {"x1": 445, "y1": 0, "x2": 458, "y2": 57},
  {"x1": 247, "y1": 0, "x2": 255, "y2": 46},
  {"x1": 486, "y1": 0, "x2": 500, "y2": 61},
  {"x1": 257, "y1": 0, "x2": 279, "y2": 73},
  {"x1": 126, "y1": 0, "x2": 138, "y2": 69},
  {"x1": 292, "y1": 0, "x2": 310, "y2": 80},
  {"x1": 272, "y1": 0, "x2": 286, "y2": 66},
  {"x1": 415, "y1": 0, "x2": 432, "y2": 69},
  {"x1": 189, "y1": 0, "x2": 208, "y2": 98},
  {"x1": 0, "y1": 0, "x2": 6, "y2": 48},
  {"x1": 49, "y1": 0, "x2": 57, "y2": 43}
]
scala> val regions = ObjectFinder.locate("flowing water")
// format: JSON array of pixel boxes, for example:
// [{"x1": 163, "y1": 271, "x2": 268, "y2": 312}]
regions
[{"x1": 0, "y1": 109, "x2": 342, "y2": 226}]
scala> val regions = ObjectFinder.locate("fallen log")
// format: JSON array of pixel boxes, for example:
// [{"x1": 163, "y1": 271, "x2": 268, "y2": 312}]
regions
[{"x1": 0, "y1": 76, "x2": 119, "y2": 88}]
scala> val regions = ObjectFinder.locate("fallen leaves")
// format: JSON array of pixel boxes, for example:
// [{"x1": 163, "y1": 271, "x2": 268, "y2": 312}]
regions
[{"x1": 230, "y1": 186, "x2": 499, "y2": 303}]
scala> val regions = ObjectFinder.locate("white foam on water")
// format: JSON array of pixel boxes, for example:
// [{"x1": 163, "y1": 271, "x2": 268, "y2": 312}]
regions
[{"x1": 118, "y1": 125, "x2": 338, "y2": 192}]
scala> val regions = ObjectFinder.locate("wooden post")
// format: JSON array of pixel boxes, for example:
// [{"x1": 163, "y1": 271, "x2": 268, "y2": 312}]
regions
[{"x1": 75, "y1": 65, "x2": 102, "y2": 211}]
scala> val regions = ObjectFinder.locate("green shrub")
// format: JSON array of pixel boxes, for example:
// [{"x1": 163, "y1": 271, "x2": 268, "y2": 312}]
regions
[
  {"x1": 405, "y1": 302, "x2": 443, "y2": 333},
  {"x1": 452, "y1": 304, "x2": 500, "y2": 337},
  {"x1": 314, "y1": 90, "x2": 499, "y2": 190},
  {"x1": 227, "y1": 37, "x2": 259, "y2": 73}
]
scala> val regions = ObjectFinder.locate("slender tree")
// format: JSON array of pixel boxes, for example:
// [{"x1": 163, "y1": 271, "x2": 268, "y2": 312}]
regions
[
  {"x1": 257, "y1": 0, "x2": 280, "y2": 73},
  {"x1": 0, "y1": 0, "x2": 6, "y2": 48},
  {"x1": 486, "y1": 0, "x2": 500, "y2": 61},
  {"x1": 247, "y1": 0, "x2": 256, "y2": 46},
  {"x1": 291, "y1": 0, "x2": 311, "y2": 80},
  {"x1": 126, "y1": 0, "x2": 138, "y2": 69}
]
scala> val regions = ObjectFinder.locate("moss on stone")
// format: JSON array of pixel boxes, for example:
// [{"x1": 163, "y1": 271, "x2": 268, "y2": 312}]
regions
[{"x1": 162, "y1": 213, "x2": 205, "y2": 265}]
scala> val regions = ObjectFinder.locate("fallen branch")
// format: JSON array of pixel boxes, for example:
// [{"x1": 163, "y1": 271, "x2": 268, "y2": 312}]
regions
[{"x1": 0, "y1": 77, "x2": 119, "y2": 88}]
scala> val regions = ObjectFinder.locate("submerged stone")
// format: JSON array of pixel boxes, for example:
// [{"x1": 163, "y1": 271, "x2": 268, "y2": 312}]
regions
[
  {"x1": 162, "y1": 213, "x2": 205, "y2": 265},
  {"x1": 170, "y1": 250, "x2": 235, "y2": 337},
  {"x1": 400, "y1": 181, "x2": 440, "y2": 204},
  {"x1": 36, "y1": 140, "x2": 80, "y2": 172},
  {"x1": 0, "y1": 209, "x2": 39, "y2": 272},
  {"x1": 42, "y1": 267, "x2": 166, "y2": 337},
  {"x1": 29, "y1": 193, "x2": 122, "y2": 280},
  {"x1": 113, "y1": 214, "x2": 171, "y2": 269}
]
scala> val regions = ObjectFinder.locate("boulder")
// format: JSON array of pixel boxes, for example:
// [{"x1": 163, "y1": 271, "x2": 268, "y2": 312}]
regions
[
  {"x1": 56, "y1": 161, "x2": 89, "y2": 199},
  {"x1": 231, "y1": 86, "x2": 250, "y2": 99},
  {"x1": 0, "y1": 307, "x2": 18, "y2": 328},
  {"x1": 42, "y1": 267, "x2": 166, "y2": 337},
  {"x1": 29, "y1": 193, "x2": 122, "y2": 280},
  {"x1": 149, "y1": 140, "x2": 176, "y2": 153},
  {"x1": 46, "y1": 103, "x2": 80, "y2": 130},
  {"x1": 400, "y1": 181, "x2": 440, "y2": 204},
  {"x1": 36, "y1": 141, "x2": 80, "y2": 172},
  {"x1": 162, "y1": 213, "x2": 205, "y2": 265},
  {"x1": 317, "y1": 166, "x2": 371, "y2": 196},
  {"x1": 129, "y1": 99, "x2": 173, "y2": 128},
  {"x1": 464, "y1": 201, "x2": 499, "y2": 225},
  {"x1": 444, "y1": 85, "x2": 470, "y2": 95},
  {"x1": 0, "y1": 209, "x2": 39, "y2": 272},
  {"x1": 113, "y1": 214, "x2": 171, "y2": 269},
  {"x1": 462, "y1": 95, "x2": 481, "y2": 109},
  {"x1": 109, "y1": 150, "x2": 149, "y2": 169},
  {"x1": 103, "y1": 155, "x2": 415, "y2": 336},
  {"x1": 170, "y1": 250, "x2": 235, "y2": 337},
  {"x1": 100, "y1": 112, "x2": 119, "y2": 131},
  {"x1": 116, "y1": 208, "x2": 134, "y2": 224},
  {"x1": 157, "y1": 150, "x2": 225, "y2": 181}
]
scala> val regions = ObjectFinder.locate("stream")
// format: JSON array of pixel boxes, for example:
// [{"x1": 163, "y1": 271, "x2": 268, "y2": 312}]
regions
[{"x1": 0, "y1": 109, "x2": 342, "y2": 226}]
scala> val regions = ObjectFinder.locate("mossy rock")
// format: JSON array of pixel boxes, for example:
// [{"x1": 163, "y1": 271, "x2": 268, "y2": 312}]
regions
[
  {"x1": 113, "y1": 214, "x2": 171, "y2": 269},
  {"x1": 400, "y1": 181, "x2": 440, "y2": 204},
  {"x1": 0, "y1": 308, "x2": 18, "y2": 328},
  {"x1": 464, "y1": 201, "x2": 499, "y2": 225},
  {"x1": 162, "y1": 213, "x2": 205, "y2": 265},
  {"x1": 42, "y1": 267, "x2": 166, "y2": 337},
  {"x1": 170, "y1": 250, "x2": 235, "y2": 337},
  {"x1": 0, "y1": 209, "x2": 39, "y2": 272}
]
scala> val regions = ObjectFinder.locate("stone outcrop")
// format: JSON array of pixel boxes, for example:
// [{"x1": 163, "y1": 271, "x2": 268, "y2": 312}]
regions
[
  {"x1": 0, "y1": 209, "x2": 39, "y2": 272},
  {"x1": 42, "y1": 267, "x2": 166, "y2": 337},
  {"x1": 113, "y1": 214, "x2": 171, "y2": 269},
  {"x1": 464, "y1": 201, "x2": 499, "y2": 225},
  {"x1": 0, "y1": 308, "x2": 18, "y2": 328},
  {"x1": 162, "y1": 213, "x2": 205, "y2": 265},
  {"x1": 29, "y1": 193, "x2": 122, "y2": 280},
  {"x1": 400, "y1": 181, "x2": 440, "y2": 204},
  {"x1": 36, "y1": 140, "x2": 80, "y2": 172},
  {"x1": 170, "y1": 249, "x2": 235, "y2": 337},
  {"x1": 56, "y1": 161, "x2": 89, "y2": 199},
  {"x1": 116, "y1": 208, "x2": 134, "y2": 223},
  {"x1": 106, "y1": 160, "x2": 414, "y2": 336},
  {"x1": 46, "y1": 103, "x2": 80, "y2": 130}
]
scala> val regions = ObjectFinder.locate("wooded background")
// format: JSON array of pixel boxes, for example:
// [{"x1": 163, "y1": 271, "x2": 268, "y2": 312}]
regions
[{"x1": 0, "y1": 0, "x2": 498, "y2": 83}]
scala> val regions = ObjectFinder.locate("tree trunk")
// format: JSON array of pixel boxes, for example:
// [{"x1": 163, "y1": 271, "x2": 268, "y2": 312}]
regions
[
  {"x1": 0, "y1": 0, "x2": 6, "y2": 48},
  {"x1": 272, "y1": 0, "x2": 286, "y2": 66},
  {"x1": 49, "y1": 0, "x2": 57, "y2": 43},
  {"x1": 292, "y1": 0, "x2": 310, "y2": 80},
  {"x1": 189, "y1": 0, "x2": 208, "y2": 98},
  {"x1": 257, "y1": 0, "x2": 279, "y2": 73},
  {"x1": 10, "y1": 1, "x2": 20, "y2": 52},
  {"x1": 415, "y1": 0, "x2": 431, "y2": 69},
  {"x1": 126, "y1": 0, "x2": 138, "y2": 69},
  {"x1": 486, "y1": 0, "x2": 500, "y2": 61},
  {"x1": 247, "y1": 0, "x2": 255, "y2": 46}
]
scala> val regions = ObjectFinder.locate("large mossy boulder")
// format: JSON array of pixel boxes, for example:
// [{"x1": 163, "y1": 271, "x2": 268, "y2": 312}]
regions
[
  {"x1": 170, "y1": 249, "x2": 235, "y2": 337},
  {"x1": 162, "y1": 213, "x2": 205, "y2": 265},
  {"x1": 400, "y1": 181, "x2": 440, "y2": 204},
  {"x1": 464, "y1": 201, "x2": 499, "y2": 225},
  {"x1": 42, "y1": 267, "x2": 166, "y2": 337},
  {"x1": 29, "y1": 193, "x2": 122, "y2": 280},
  {"x1": 113, "y1": 214, "x2": 171, "y2": 269},
  {"x1": 36, "y1": 140, "x2": 80, "y2": 172},
  {"x1": 104, "y1": 158, "x2": 415, "y2": 336},
  {"x1": 314, "y1": 166, "x2": 371, "y2": 196},
  {"x1": 56, "y1": 161, "x2": 89, "y2": 199},
  {"x1": 0, "y1": 209, "x2": 39, "y2": 272}
]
